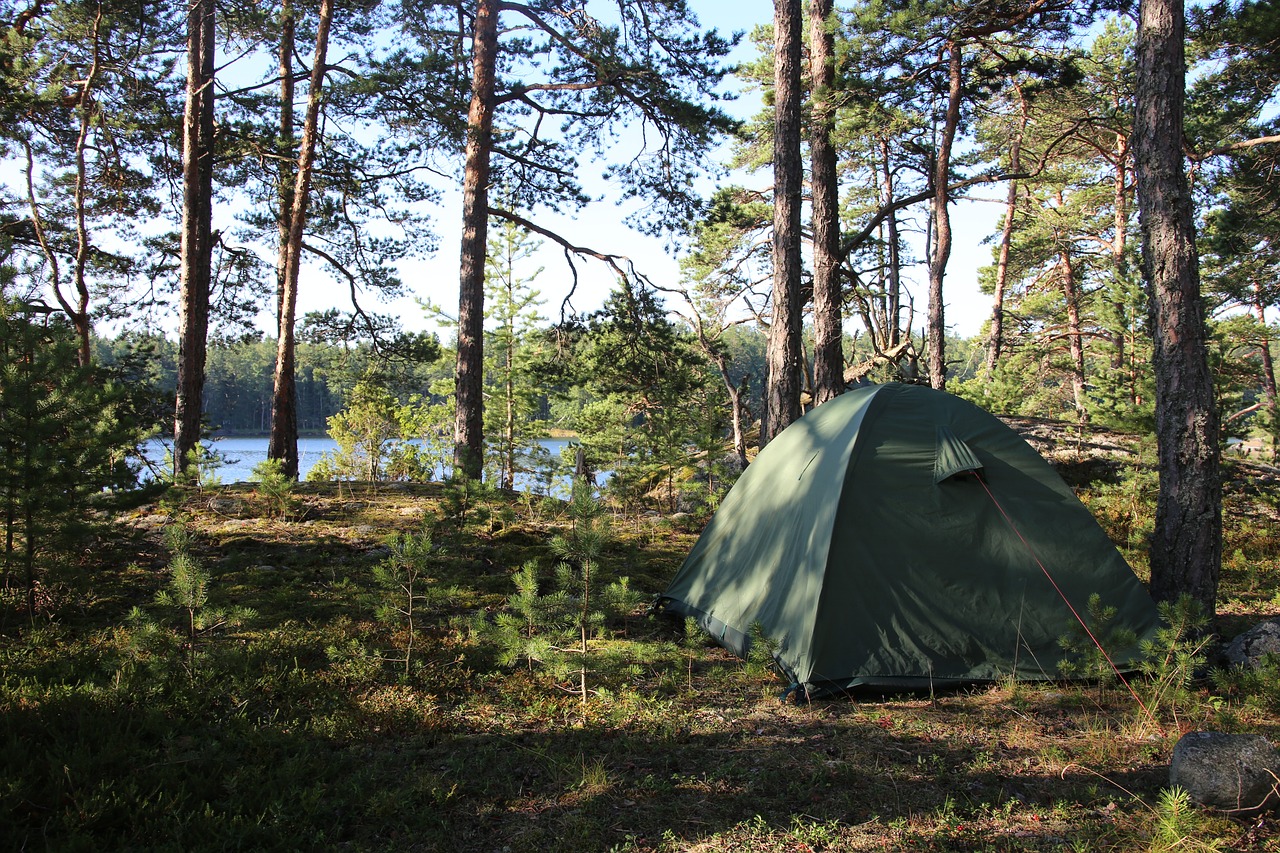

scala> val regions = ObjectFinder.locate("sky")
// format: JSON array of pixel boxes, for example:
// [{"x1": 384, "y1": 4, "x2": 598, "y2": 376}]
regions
[{"x1": 286, "y1": 0, "x2": 1004, "y2": 344}]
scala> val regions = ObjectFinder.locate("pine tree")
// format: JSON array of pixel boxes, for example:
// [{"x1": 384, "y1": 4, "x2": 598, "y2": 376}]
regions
[
  {"x1": 483, "y1": 221, "x2": 546, "y2": 491},
  {"x1": 0, "y1": 300, "x2": 137, "y2": 623}
]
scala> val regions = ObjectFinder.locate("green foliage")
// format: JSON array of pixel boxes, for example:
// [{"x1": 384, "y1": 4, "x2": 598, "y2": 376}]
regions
[
  {"x1": 487, "y1": 560, "x2": 576, "y2": 671},
  {"x1": 308, "y1": 377, "x2": 447, "y2": 484},
  {"x1": 133, "y1": 522, "x2": 255, "y2": 681},
  {"x1": 373, "y1": 529, "x2": 459, "y2": 677},
  {"x1": 439, "y1": 474, "x2": 494, "y2": 536},
  {"x1": 745, "y1": 622, "x2": 781, "y2": 679},
  {"x1": 1055, "y1": 593, "x2": 1139, "y2": 684},
  {"x1": 1211, "y1": 653, "x2": 1280, "y2": 715},
  {"x1": 600, "y1": 576, "x2": 645, "y2": 636},
  {"x1": 166, "y1": 443, "x2": 225, "y2": 490},
  {"x1": 1079, "y1": 448, "x2": 1158, "y2": 568},
  {"x1": 250, "y1": 458, "x2": 296, "y2": 519},
  {"x1": 485, "y1": 483, "x2": 635, "y2": 710},
  {"x1": 682, "y1": 615, "x2": 704, "y2": 688},
  {"x1": 0, "y1": 303, "x2": 139, "y2": 623},
  {"x1": 1138, "y1": 596, "x2": 1212, "y2": 720},
  {"x1": 483, "y1": 220, "x2": 550, "y2": 491},
  {"x1": 566, "y1": 285, "x2": 722, "y2": 514},
  {"x1": 1150, "y1": 786, "x2": 1223, "y2": 852}
]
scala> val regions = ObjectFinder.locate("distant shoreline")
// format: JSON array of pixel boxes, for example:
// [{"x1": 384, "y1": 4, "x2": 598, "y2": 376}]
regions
[{"x1": 203, "y1": 428, "x2": 581, "y2": 440}]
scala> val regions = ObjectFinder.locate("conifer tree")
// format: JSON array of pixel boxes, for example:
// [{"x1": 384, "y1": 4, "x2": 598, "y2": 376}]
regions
[
  {"x1": 483, "y1": 221, "x2": 546, "y2": 491},
  {"x1": 0, "y1": 300, "x2": 136, "y2": 622}
]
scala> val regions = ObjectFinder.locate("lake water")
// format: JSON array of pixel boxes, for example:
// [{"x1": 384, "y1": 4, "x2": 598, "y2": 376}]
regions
[{"x1": 142, "y1": 435, "x2": 586, "y2": 493}]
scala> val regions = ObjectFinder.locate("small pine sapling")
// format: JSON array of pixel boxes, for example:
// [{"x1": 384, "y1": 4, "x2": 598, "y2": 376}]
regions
[
  {"x1": 374, "y1": 529, "x2": 461, "y2": 677},
  {"x1": 683, "y1": 616, "x2": 704, "y2": 689},
  {"x1": 1140, "y1": 595, "x2": 1212, "y2": 721},
  {"x1": 745, "y1": 621, "x2": 781, "y2": 679},
  {"x1": 549, "y1": 481, "x2": 611, "y2": 706},
  {"x1": 440, "y1": 474, "x2": 493, "y2": 537},
  {"x1": 1056, "y1": 593, "x2": 1139, "y2": 688},
  {"x1": 251, "y1": 459, "x2": 297, "y2": 519},
  {"x1": 488, "y1": 560, "x2": 574, "y2": 671},
  {"x1": 601, "y1": 576, "x2": 645, "y2": 635},
  {"x1": 140, "y1": 523, "x2": 255, "y2": 681}
]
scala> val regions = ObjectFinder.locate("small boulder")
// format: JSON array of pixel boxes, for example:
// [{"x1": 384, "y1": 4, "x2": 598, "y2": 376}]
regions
[
  {"x1": 1170, "y1": 731, "x2": 1280, "y2": 812},
  {"x1": 716, "y1": 453, "x2": 747, "y2": 478},
  {"x1": 1225, "y1": 619, "x2": 1280, "y2": 668},
  {"x1": 207, "y1": 497, "x2": 243, "y2": 516}
]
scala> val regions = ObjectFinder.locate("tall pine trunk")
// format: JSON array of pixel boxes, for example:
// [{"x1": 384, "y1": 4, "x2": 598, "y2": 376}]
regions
[
  {"x1": 761, "y1": 0, "x2": 803, "y2": 448},
  {"x1": 881, "y1": 140, "x2": 902, "y2": 349},
  {"x1": 927, "y1": 42, "x2": 962, "y2": 391},
  {"x1": 275, "y1": 0, "x2": 295, "y2": 324},
  {"x1": 1060, "y1": 247, "x2": 1088, "y2": 421},
  {"x1": 1111, "y1": 131, "x2": 1131, "y2": 375},
  {"x1": 1255, "y1": 291, "x2": 1278, "y2": 462},
  {"x1": 809, "y1": 0, "x2": 842, "y2": 405},
  {"x1": 984, "y1": 88, "x2": 1025, "y2": 377},
  {"x1": 454, "y1": 0, "x2": 500, "y2": 479},
  {"x1": 69, "y1": 8, "x2": 104, "y2": 367},
  {"x1": 174, "y1": 0, "x2": 216, "y2": 477},
  {"x1": 269, "y1": 0, "x2": 333, "y2": 479},
  {"x1": 1135, "y1": 0, "x2": 1221, "y2": 615}
]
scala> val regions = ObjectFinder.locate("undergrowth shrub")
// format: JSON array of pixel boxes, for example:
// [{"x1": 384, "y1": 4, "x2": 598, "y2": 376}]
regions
[
  {"x1": 482, "y1": 483, "x2": 645, "y2": 709},
  {"x1": 1139, "y1": 596, "x2": 1212, "y2": 722},
  {"x1": 1078, "y1": 449, "x2": 1157, "y2": 570},
  {"x1": 127, "y1": 522, "x2": 255, "y2": 683},
  {"x1": 251, "y1": 458, "x2": 296, "y2": 518},
  {"x1": 373, "y1": 529, "x2": 463, "y2": 678},
  {"x1": 1056, "y1": 593, "x2": 1139, "y2": 684}
]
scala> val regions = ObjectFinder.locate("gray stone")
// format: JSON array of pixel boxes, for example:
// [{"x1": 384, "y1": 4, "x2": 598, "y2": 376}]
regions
[
  {"x1": 716, "y1": 453, "x2": 747, "y2": 478},
  {"x1": 1225, "y1": 619, "x2": 1280, "y2": 668},
  {"x1": 1169, "y1": 731, "x2": 1280, "y2": 812},
  {"x1": 207, "y1": 497, "x2": 243, "y2": 516}
]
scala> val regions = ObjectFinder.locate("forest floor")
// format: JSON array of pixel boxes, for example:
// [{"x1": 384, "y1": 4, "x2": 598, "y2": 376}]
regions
[{"x1": 4, "y1": 421, "x2": 1280, "y2": 851}]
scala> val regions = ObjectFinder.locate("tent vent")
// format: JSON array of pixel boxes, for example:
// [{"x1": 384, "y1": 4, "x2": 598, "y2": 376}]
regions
[{"x1": 933, "y1": 425, "x2": 983, "y2": 483}]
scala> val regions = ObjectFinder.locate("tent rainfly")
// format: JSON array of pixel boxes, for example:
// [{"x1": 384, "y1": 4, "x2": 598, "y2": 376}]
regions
[{"x1": 655, "y1": 383, "x2": 1161, "y2": 696}]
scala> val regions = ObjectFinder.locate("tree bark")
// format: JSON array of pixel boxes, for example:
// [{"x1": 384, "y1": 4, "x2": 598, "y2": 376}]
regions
[
  {"x1": 761, "y1": 0, "x2": 803, "y2": 448},
  {"x1": 809, "y1": 0, "x2": 842, "y2": 405},
  {"x1": 174, "y1": 0, "x2": 216, "y2": 477},
  {"x1": 1135, "y1": 0, "x2": 1221, "y2": 615},
  {"x1": 1111, "y1": 130, "x2": 1131, "y2": 376},
  {"x1": 882, "y1": 140, "x2": 903, "y2": 350},
  {"x1": 275, "y1": 0, "x2": 295, "y2": 325},
  {"x1": 269, "y1": 0, "x2": 333, "y2": 480},
  {"x1": 927, "y1": 42, "x2": 963, "y2": 391},
  {"x1": 454, "y1": 0, "x2": 500, "y2": 480},
  {"x1": 1060, "y1": 246, "x2": 1088, "y2": 421},
  {"x1": 985, "y1": 89, "x2": 1026, "y2": 377},
  {"x1": 1254, "y1": 290, "x2": 1278, "y2": 462}
]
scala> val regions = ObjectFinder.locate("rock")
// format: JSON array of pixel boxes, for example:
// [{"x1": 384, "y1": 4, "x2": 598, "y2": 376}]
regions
[
  {"x1": 1169, "y1": 731, "x2": 1280, "y2": 812},
  {"x1": 1225, "y1": 619, "x2": 1280, "y2": 668},
  {"x1": 716, "y1": 453, "x2": 747, "y2": 478},
  {"x1": 207, "y1": 497, "x2": 243, "y2": 515}
]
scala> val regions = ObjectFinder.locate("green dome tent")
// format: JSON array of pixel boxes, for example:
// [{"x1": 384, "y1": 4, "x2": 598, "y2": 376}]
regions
[{"x1": 655, "y1": 383, "x2": 1161, "y2": 696}]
